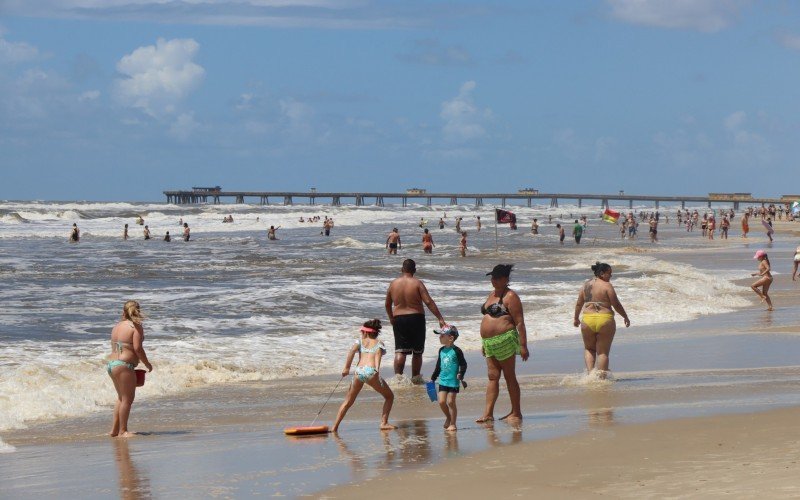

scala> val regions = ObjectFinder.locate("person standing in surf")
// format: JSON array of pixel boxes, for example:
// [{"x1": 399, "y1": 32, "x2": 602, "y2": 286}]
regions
[
  {"x1": 422, "y1": 228, "x2": 434, "y2": 254},
  {"x1": 573, "y1": 262, "x2": 630, "y2": 379},
  {"x1": 384, "y1": 259, "x2": 446, "y2": 383},
  {"x1": 476, "y1": 264, "x2": 529, "y2": 423},
  {"x1": 106, "y1": 300, "x2": 153, "y2": 438},
  {"x1": 69, "y1": 223, "x2": 80, "y2": 243}
]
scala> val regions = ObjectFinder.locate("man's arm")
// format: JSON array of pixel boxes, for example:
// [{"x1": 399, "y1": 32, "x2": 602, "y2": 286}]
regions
[
  {"x1": 385, "y1": 285, "x2": 395, "y2": 325},
  {"x1": 419, "y1": 282, "x2": 445, "y2": 327}
]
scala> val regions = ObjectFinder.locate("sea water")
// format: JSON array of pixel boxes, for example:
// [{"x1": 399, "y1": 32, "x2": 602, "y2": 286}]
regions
[{"x1": 0, "y1": 200, "x2": 753, "y2": 448}]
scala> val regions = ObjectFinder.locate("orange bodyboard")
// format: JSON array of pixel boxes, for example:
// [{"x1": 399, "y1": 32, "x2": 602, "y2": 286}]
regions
[{"x1": 283, "y1": 425, "x2": 330, "y2": 436}]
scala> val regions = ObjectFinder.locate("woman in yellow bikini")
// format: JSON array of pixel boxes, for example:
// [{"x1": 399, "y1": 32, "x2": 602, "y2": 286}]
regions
[
  {"x1": 476, "y1": 264, "x2": 529, "y2": 423},
  {"x1": 573, "y1": 262, "x2": 629, "y2": 379}
]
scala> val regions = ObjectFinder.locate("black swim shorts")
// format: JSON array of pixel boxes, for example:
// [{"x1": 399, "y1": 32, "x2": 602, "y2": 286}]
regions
[
  {"x1": 438, "y1": 384, "x2": 459, "y2": 394},
  {"x1": 392, "y1": 313, "x2": 426, "y2": 354},
  {"x1": 389, "y1": 242, "x2": 398, "y2": 249}
]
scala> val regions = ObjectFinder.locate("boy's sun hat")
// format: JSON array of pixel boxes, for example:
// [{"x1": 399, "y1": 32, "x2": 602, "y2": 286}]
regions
[{"x1": 434, "y1": 325, "x2": 459, "y2": 338}]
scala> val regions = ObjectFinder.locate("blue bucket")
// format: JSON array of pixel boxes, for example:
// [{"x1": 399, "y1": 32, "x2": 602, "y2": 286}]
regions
[{"x1": 425, "y1": 381, "x2": 437, "y2": 402}]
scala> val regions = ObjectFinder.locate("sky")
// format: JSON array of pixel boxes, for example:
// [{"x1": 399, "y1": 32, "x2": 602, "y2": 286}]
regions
[{"x1": 1, "y1": 0, "x2": 800, "y2": 201}]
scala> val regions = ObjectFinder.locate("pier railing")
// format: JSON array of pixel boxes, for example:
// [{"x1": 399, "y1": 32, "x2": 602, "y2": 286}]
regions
[{"x1": 163, "y1": 190, "x2": 783, "y2": 210}]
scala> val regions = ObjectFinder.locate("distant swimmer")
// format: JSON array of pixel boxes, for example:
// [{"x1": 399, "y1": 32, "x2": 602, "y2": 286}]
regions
[
  {"x1": 106, "y1": 300, "x2": 153, "y2": 438},
  {"x1": 793, "y1": 244, "x2": 800, "y2": 281},
  {"x1": 459, "y1": 231, "x2": 467, "y2": 257},
  {"x1": 69, "y1": 223, "x2": 80, "y2": 243},
  {"x1": 557, "y1": 223, "x2": 565, "y2": 244},
  {"x1": 438, "y1": 218, "x2": 446, "y2": 230},
  {"x1": 476, "y1": 216, "x2": 481, "y2": 232},
  {"x1": 763, "y1": 217, "x2": 774, "y2": 243},
  {"x1": 531, "y1": 219, "x2": 539, "y2": 235},
  {"x1": 384, "y1": 259, "x2": 446, "y2": 382},
  {"x1": 123, "y1": 224, "x2": 129, "y2": 241},
  {"x1": 741, "y1": 213, "x2": 749, "y2": 238},
  {"x1": 419, "y1": 218, "x2": 427, "y2": 228},
  {"x1": 751, "y1": 250, "x2": 774, "y2": 311},
  {"x1": 332, "y1": 319, "x2": 396, "y2": 432},
  {"x1": 299, "y1": 217, "x2": 305, "y2": 222},
  {"x1": 572, "y1": 220, "x2": 583, "y2": 244},
  {"x1": 649, "y1": 217, "x2": 658, "y2": 243},
  {"x1": 164, "y1": 231, "x2": 171, "y2": 242},
  {"x1": 386, "y1": 228, "x2": 401, "y2": 255},
  {"x1": 178, "y1": 217, "x2": 183, "y2": 226},
  {"x1": 143, "y1": 225, "x2": 151, "y2": 240},
  {"x1": 573, "y1": 262, "x2": 630, "y2": 379},
  {"x1": 455, "y1": 217, "x2": 462, "y2": 233},
  {"x1": 183, "y1": 222, "x2": 190, "y2": 241},
  {"x1": 136, "y1": 216, "x2": 144, "y2": 226},
  {"x1": 324, "y1": 218, "x2": 333, "y2": 236},
  {"x1": 422, "y1": 228, "x2": 434, "y2": 254},
  {"x1": 268, "y1": 225, "x2": 281, "y2": 240}
]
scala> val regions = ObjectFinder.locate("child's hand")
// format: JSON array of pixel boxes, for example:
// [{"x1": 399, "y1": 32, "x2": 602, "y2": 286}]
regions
[{"x1": 461, "y1": 380, "x2": 468, "y2": 389}]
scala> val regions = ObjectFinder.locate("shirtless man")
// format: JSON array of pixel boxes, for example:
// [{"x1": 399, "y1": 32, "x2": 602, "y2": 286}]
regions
[
  {"x1": 385, "y1": 259, "x2": 446, "y2": 382},
  {"x1": 386, "y1": 228, "x2": 401, "y2": 255}
]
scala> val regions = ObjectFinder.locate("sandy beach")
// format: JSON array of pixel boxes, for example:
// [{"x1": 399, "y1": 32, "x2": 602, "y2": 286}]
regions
[{"x1": 2, "y1": 214, "x2": 799, "y2": 498}]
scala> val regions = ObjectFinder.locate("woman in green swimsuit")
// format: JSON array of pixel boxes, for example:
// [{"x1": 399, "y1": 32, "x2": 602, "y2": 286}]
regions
[
  {"x1": 476, "y1": 264, "x2": 529, "y2": 423},
  {"x1": 107, "y1": 300, "x2": 153, "y2": 437}
]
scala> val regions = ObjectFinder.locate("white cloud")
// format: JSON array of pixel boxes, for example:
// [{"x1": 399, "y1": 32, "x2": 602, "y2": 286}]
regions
[
  {"x1": 724, "y1": 110, "x2": 746, "y2": 130},
  {"x1": 0, "y1": 34, "x2": 40, "y2": 64},
  {"x1": 440, "y1": 81, "x2": 491, "y2": 143},
  {"x1": 279, "y1": 98, "x2": 314, "y2": 138},
  {"x1": 607, "y1": 0, "x2": 748, "y2": 33},
  {"x1": 777, "y1": 33, "x2": 800, "y2": 51},
  {"x1": 168, "y1": 112, "x2": 200, "y2": 140},
  {"x1": 78, "y1": 90, "x2": 101, "y2": 101},
  {"x1": 114, "y1": 38, "x2": 205, "y2": 117}
]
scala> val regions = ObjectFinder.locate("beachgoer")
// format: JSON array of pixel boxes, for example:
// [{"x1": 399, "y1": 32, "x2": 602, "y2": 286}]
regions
[
  {"x1": 476, "y1": 264, "x2": 529, "y2": 423},
  {"x1": 143, "y1": 226, "x2": 150, "y2": 240},
  {"x1": 765, "y1": 217, "x2": 774, "y2": 242},
  {"x1": 455, "y1": 217, "x2": 462, "y2": 233},
  {"x1": 649, "y1": 217, "x2": 658, "y2": 243},
  {"x1": 430, "y1": 325, "x2": 467, "y2": 432},
  {"x1": 107, "y1": 300, "x2": 152, "y2": 437},
  {"x1": 557, "y1": 223, "x2": 565, "y2": 245},
  {"x1": 123, "y1": 224, "x2": 129, "y2": 241},
  {"x1": 531, "y1": 219, "x2": 539, "y2": 235},
  {"x1": 751, "y1": 250, "x2": 774, "y2": 311},
  {"x1": 438, "y1": 218, "x2": 446, "y2": 230},
  {"x1": 70, "y1": 223, "x2": 80, "y2": 243},
  {"x1": 332, "y1": 319, "x2": 397, "y2": 432},
  {"x1": 268, "y1": 225, "x2": 280, "y2": 240},
  {"x1": 386, "y1": 228, "x2": 401, "y2": 255},
  {"x1": 178, "y1": 217, "x2": 183, "y2": 226},
  {"x1": 793, "y1": 245, "x2": 800, "y2": 281},
  {"x1": 573, "y1": 220, "x2": 583, "y2": 244},
  {"x1": 573, "y1": 262, "x2": 630, "y2": 379},
  {"x1": 721, "y1": 216, "x2": 730, "y2": 239},
  {"x1": 183, "y1": 223, "x2": 190, "y2": 241},
  {"x1": 422, "y1": 228, "x2": 434, "y2": 254},
  {"x1": 459, "y1": 231, "x2": 467, "y2": 257},
  {"x1": 164, "y1": 231, "x2": 171, "y2": 242},
  {"x1": 324, "y1": 218, "x2": 333, "y2": 236},
  {"x1": 384, "y1": 259, "x2": 446, "y2": 382},
  {"x1": 476, "y1": 216, "x2": 481, "y2": 232},
  {"x1": 741, "y1": 213, "x2": 749, "y2": 238}
]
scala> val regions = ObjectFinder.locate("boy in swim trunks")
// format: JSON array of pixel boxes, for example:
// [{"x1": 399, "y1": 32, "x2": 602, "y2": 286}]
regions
[
  {"x1": 333, "y1": 319, "x2": 397, "y2": 432},
  {"x1": 430, "y1": 325, "x2": 467, "y2": 431}
]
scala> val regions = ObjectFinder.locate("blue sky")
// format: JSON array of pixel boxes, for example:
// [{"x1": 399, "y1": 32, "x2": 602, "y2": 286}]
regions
[{"x1": 1, "y1": 0, "x2": 800, "y2": 201}]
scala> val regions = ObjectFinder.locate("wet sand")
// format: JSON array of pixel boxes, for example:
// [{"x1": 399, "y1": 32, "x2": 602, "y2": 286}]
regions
[{"x1": 2, "y1": 217, "x2": 800, "y2": 497}]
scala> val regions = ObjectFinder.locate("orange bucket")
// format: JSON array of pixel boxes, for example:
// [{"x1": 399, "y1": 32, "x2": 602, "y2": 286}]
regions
[{"x1": 135, "y1": 369, "x2": 146, "y2": 387}]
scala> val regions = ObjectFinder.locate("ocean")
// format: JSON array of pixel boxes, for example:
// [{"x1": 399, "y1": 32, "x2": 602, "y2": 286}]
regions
[{"x1": 0, "y1": 200, "x2": 755, "y2": 453}]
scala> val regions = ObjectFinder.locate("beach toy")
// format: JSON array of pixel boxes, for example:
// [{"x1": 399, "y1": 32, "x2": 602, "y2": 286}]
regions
[
  {"x1": 425, "y1": 381, "x2": 437, "y2": 402},
  {"x1": 284, "y1": 425, "x2": 330, "y2": 436},
  {"x1": 283, "y1": 375, "x2": 345, "y2": 436},
  {"x1": 135, "y1": 369, "x2": 146, "y2": 387}
]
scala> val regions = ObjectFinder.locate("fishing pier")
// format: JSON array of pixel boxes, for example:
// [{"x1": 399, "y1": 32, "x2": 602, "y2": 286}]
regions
[{"x1": 164, "y1": 188, "x2": 787, "y2": 211}]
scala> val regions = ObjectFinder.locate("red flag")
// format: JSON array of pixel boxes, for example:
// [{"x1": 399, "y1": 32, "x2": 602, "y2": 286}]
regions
[{"x1": 496, "y1": 209, "x2": 516, "y2": 224}]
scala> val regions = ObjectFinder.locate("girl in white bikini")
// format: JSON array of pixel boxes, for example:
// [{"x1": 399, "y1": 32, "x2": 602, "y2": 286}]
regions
[{"x1": 751, "y1": 250, "x2": 774, "y2": 311}]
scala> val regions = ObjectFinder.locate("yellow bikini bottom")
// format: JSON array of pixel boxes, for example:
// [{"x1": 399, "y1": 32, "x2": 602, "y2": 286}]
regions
[{"x1": 581, "y1": 313, "x2": 614, "y2": 333}]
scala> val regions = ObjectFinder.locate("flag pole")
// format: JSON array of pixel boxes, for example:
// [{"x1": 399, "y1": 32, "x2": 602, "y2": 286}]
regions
[{"x1": 494, "y1": 207, "x2": 499, "y2": 253}]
